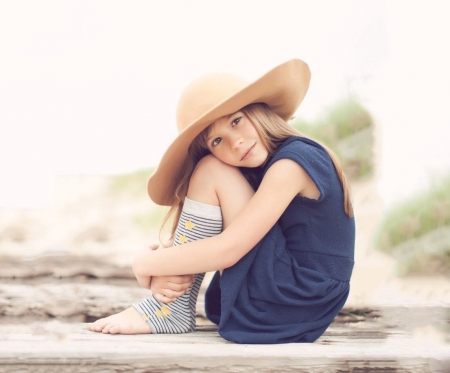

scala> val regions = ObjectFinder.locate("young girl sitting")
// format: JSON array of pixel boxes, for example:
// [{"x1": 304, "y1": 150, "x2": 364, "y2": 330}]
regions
[{"x1": 88, "y1": 59, "x2": 355, "y2": 344}]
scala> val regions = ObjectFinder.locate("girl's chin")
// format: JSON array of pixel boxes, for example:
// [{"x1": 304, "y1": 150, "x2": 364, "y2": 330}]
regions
[{"x1": 242, "y1": 160, "x2": 266, "y2": 168}]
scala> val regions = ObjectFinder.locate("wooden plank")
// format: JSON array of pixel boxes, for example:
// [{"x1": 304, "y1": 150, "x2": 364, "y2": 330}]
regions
[
  {"x1": 0, "y1": 283, "x2": 149, "y2": 318},
  {"x1": 0, "y1": 283, "x2": 211, "y2": 320},
  {"x1": 0, "y1": 320, "x2": 448, "y2": 373},
  {"x1": 1, "y1": 255, "x2": 449, "y2": 372},
  {"x1": 0, "y1": 255, "x2": 134, "y2": 280},
  {"x1": 0, "y1": 282, "x2": 386, "y2": 327}
]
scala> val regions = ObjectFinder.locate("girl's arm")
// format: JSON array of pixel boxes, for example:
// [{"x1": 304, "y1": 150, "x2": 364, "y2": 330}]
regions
[
  {"x1": 135, "y1": 237, "x2": 191, "y2": 291},
  {"x1": 133, "y1": 159, "x2": 313, "y2": 276},
  {"x1": 149, "y1": 238, "x2": 194, "y2": 302}
]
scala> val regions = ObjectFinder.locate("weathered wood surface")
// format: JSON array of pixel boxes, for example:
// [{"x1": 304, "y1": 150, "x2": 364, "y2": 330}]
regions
[
  {"x1": 0, "y1": 283, "x2": 151, "y2": 318},
  {"x1": 0, "y1": 283, "x2": 387, "y2": 328},
  {"x1": 0, "y1": 282, "x2": 213, "y2": 322},
  {"x1": 1, "y1": 255, "x2": 450, "y2": 372},
  {"x1": 0, "y1": 319, "x2": 449, "y2": 373},
  {"x1": 0, "y1": 255, "x2": 135, "y2": 280},
  {"x1": 0, "y1": 305, "x2": 449, "y2": 373}
]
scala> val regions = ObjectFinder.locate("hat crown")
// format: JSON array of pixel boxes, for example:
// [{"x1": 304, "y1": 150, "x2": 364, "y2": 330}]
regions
[{"x1": 176, "y1": 73, "x2": 248, "y2": 133}]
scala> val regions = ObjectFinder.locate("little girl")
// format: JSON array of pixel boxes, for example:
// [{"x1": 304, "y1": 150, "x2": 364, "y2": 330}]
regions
[{"x1": 88, "y1": 59, "x2": 355, "y2": 344}]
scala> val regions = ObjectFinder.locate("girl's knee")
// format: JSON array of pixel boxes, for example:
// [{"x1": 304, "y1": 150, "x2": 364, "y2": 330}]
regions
[
  {"x1": 192, "y1": 155, "x2": 248, "y2": 187},
  {"x1": 194, "y1": 154, "x2": 237, "y2": 177},
  {"x1": 187, "y1": 155, "x2": 225, "y2": 205},
  {"x1": 187, "y1": 155, "x2": 251, "y2": 206}
]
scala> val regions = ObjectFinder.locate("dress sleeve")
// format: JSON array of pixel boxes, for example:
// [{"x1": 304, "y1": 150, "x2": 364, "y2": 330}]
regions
[{"x1": 263, "y1": 137, "x2": 337, "y2": 202}]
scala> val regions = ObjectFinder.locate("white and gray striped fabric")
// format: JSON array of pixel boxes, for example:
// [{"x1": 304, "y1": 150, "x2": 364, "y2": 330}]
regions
[{"x1": 133, "y1": 197, "x2": 222, "y2": 334}]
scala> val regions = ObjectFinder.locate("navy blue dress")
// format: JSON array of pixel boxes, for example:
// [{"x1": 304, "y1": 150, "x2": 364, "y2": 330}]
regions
[{"x1": 205, "y1": 136, "x2": 355, "y2": 344}]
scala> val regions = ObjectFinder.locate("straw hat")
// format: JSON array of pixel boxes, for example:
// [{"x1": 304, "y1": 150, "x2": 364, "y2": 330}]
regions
[{"x1": 148, "y1": 59, "x2": 311, "y2": 205}]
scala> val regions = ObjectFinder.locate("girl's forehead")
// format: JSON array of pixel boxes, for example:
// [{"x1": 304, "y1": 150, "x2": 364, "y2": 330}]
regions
[
  {"x1": 207, "y1": 116, "x2": 225, "y2": 135},
  {"x1": 210, "y1": 110, "x2": 242, "y2": 131}
]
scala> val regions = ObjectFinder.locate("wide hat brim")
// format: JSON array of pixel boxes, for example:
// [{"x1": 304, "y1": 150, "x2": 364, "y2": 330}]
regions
[{"x1": 148, "y1": 59, "x2": 311, "y2": 206}]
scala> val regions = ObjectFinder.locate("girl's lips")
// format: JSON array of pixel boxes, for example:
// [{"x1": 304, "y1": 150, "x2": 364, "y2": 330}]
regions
[{"x1": 241, "y1": 143, "x2": 256, "y2": 161}]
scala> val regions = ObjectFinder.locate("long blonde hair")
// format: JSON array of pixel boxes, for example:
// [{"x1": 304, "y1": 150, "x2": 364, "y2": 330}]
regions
[{"x1": 160, "y1": 103, "x2": 353, "y2": 241}]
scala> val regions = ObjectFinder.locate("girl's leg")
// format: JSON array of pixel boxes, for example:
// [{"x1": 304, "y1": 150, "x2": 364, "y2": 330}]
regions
[
  {"x1": 87, "y1": 155, "x2": 254, "y2": 334},
  {"x1": 132, "y1": 197, "x2": 222, "y2": 333}
]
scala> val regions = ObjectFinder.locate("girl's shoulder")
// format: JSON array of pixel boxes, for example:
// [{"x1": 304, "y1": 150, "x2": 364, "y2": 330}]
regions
[
  {"x1": 263, "y1": 136, "x2": 338, "y2": 200},
  {"x1": 265, "y1": 136, "x2": 330, "y2": 172},
  {"x1": 277, "y1": 135, "x2": 325, "y2": 153}
]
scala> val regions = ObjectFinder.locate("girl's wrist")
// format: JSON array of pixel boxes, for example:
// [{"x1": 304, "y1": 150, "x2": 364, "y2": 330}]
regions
[{"x1": 132, "y1": 250, "x2": 148, "y2": 276}]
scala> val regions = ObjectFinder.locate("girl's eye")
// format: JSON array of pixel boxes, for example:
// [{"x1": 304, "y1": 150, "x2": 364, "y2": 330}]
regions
[
  {"x1": 231, "y1": 117, "x2": 241, "y2": 127},
  {"x1": 211, "y1": 137, "x2": 222, "y2": 147}
]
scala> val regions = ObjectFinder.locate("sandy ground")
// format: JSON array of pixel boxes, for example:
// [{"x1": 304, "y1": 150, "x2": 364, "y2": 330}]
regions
[
  {"x1": 350, "y1": 177, "x2": 450, "y2": 308},
  {"x1": 1, "y1": 174, "x2": 449, "y2": 310}
]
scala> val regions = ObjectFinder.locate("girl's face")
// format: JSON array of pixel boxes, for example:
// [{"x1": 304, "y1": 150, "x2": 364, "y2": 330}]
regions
[{"x1": 205, "y1": 111, "x2": 269, "y2": 168}]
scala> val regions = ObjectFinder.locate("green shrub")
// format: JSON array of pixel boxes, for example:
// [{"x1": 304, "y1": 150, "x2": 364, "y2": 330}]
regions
[
  {"x1": 375, "y1": 176, "x2": 450, "y2": 250},
  {"x1": 374, "y1": 175, "x2": 450, "y2": 276},
  {"x1": 292, "y1": 98, "x2": 374, "y2": 180},
  {"x1": 110, "y1": 168, "x2": 154, "y2": 197},
  {"x1": 325, "y1": 100, "x2": 373, "y2": 139}
]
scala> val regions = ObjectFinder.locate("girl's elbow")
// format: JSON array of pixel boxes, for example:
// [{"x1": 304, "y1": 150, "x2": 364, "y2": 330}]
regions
[
  {"x1": 219, "y1": 254, "x2": 237, "y2": 270},
  {"x1": 218, "y1": 244, "x2": 246, "y2": 269}
]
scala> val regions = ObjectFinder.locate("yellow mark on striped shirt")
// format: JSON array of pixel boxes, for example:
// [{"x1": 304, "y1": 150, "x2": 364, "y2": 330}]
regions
[
  {"x1": 179, "y1": 234, "x2": 188, "y2": 244},
  {"x1": 185, "y1": 219, "x2": 196, "y2": 230},
  {"x1": 161, "y1": 306, "x2": 171, "y2": 316}
]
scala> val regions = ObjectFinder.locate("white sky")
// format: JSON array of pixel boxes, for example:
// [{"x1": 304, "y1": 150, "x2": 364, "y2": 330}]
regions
[{"x1": 0, "y1": 0, "x2": 449, "y2": 208}]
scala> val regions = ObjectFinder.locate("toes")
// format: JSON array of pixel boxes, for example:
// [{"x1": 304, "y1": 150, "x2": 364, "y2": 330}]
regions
[
  {"x1": 94, "y1": 323, "x2": 103, "y2": 332},
  {"x1": 85, "y1": 308, "x2": 151, "y2": 335},
  {"x1": 109, "y1": 325, "x2": 119, "y2": 334},
  {"x1": 102, "y1": 323, "x2": 113, "y2": 334},
  {"x1": 89, "y1": 318, "x2": 108, "y2": 332},
  {"x1": 87, "y1": 322, "x2": 99, "y2": 332}
]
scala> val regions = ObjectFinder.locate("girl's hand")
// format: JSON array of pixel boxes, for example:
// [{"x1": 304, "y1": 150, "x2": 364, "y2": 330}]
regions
[
  {"x1": 135, "y1": 272, "x2": 152, "y2": 289},
  {"x1": 151, "y1": 274, "x2": 194, "y2": 303},
  {"x1": 147, "y1": 242, "x2": 194, "y2": 302},
  {"x1": 133, "y1": 243, "x2": 161, "y2": 289}
]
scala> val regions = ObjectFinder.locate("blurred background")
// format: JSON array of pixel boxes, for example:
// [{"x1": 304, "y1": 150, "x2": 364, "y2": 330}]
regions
[{"x1": 0, "y1": 0, "x2": 449, "y2": 340}]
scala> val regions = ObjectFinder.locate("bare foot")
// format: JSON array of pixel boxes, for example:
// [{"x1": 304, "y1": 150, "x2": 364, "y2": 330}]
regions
[{"x1": 87, "y1": 306, "x2": 152, "y2": 334}]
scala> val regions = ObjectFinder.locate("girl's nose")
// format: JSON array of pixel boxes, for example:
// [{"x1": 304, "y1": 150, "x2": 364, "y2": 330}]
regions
[{"x1": 230, "y1": 135, "x2": 243, "y2": 151}]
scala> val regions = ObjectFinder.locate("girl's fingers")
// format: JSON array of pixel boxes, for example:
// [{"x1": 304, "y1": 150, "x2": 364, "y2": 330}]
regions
[
  {"x1": 154, "y1": 293, "x2": 177, "y2": 303},
  {"x1": 168, "y1": 275, "x2": 194, "y2": 285},
  {"x1": 153, "y1": 287, "x2": 188, "y2": 302},
  {"x1": 153, "y1": 293, "x2": 165, "y2": 302},
  {"x1": 163, "y1": 281, "x2": 191, "y2": 292},
  {"x1": 163, "y1": 289, "x2": 186, "y2": 299},
  {"x1": 150, "y1": 275, "x2": 194, "y2": 296}
]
